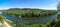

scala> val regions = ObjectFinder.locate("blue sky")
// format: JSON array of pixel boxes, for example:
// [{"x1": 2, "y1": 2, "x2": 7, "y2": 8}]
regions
[{"x1": 0, "y1": 0, "x2": 60, "y2": 10}]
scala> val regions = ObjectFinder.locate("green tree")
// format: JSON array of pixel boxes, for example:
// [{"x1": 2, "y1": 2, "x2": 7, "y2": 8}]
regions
[
  {"x1": 57, "y1": 2, "x2": 60, "y2": 11},
  {"x1": 14, "y1": 14, "x2": 21, "y2": 27}
]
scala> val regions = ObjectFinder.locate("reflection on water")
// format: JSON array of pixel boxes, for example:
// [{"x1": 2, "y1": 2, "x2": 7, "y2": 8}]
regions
[
  {"x1": 22, "y1": 13, "x2": 58, "y2": 24},
  {"x1": 2, "y1": 12, "x2": 58, "y2": 24}
]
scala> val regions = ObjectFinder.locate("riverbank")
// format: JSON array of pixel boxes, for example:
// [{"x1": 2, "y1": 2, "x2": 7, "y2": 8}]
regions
[{"x1": 0, "y1": 15, "x2": 12, "y2": 27}]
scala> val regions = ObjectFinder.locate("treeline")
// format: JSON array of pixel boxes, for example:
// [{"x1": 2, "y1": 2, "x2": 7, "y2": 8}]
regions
[{"x1": 3, "y1": 8, "x2": 58, "y2": 17}]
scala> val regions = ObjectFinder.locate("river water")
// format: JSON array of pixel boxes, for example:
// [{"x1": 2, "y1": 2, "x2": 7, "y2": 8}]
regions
[{"x1": 2, "y1": 12, "x2": 59, "y2": 24}]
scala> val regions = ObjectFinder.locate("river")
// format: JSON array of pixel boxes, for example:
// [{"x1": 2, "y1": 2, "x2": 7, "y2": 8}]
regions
[{"x1": 1, "y1": 12, "x2": 59, "y2": 25}]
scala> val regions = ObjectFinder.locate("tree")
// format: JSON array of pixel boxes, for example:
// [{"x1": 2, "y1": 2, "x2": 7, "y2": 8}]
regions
[
  {"x1": 57, "y1": 2, "x2": 60, "y2": 11},
  {"x1": 0, "y1": 15, "x2": 4, "y2": 23},
  {"x1": 14, "y1": 14, "x2": 21, "y2": 27}
]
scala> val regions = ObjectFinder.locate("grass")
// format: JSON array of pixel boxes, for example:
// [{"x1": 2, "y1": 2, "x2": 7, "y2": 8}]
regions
[
  {"x1": 0, "y1": 15, "x2": 16, "y2": 27},
  {"x1": 0, "y1": 26, "x2": 2, "y2": 27},
  {"x1": 26, "y1": 24, "x2": 50, "y2": 27}
]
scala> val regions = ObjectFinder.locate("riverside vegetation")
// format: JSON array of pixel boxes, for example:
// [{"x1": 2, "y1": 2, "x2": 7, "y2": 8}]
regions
[{"x1": 0, "y1": 8, "x2": 58, "y2": 27}]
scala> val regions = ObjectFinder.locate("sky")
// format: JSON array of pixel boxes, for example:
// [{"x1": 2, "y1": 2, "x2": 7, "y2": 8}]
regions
[{"x1": 0, "y1": 0, "x2": 60, "y2": 10}]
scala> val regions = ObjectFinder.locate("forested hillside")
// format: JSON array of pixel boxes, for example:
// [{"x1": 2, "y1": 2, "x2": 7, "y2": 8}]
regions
[{"x1": 3, "y1": 8, "x2": 57, "y2": 17}]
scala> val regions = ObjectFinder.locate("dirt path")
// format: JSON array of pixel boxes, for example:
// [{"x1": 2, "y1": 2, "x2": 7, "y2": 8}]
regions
[{"x1": 3, "y1": 21, "x2": 11, "y2": 27}]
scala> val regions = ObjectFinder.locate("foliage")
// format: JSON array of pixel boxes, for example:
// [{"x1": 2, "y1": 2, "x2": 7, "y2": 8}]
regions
[
  {"x1": 57, "y1": 2, "x2": 60, "y2": 11},
  {"x1": 3, "y1": 8, "x2": 58, "y2": 17}
]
